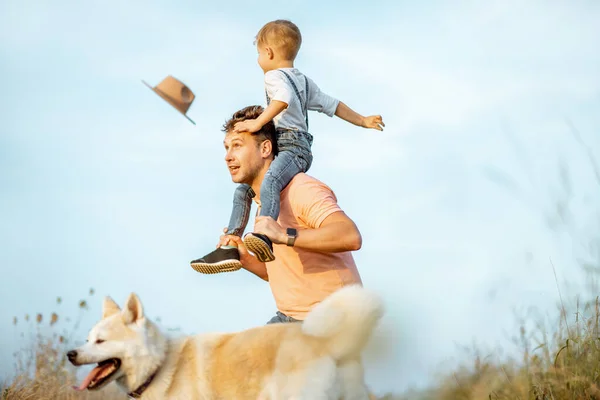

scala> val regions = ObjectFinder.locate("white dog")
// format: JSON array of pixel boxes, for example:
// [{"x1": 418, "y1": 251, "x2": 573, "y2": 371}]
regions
[{"x1": 67, "y1": 284, "x2": 384, "y2": 399}]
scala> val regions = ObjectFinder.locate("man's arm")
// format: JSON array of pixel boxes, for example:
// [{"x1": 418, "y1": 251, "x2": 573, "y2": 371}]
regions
[
  {"x1": 334, "y1": 101, "x2": 385, "y2": 131},
  {"x1": 293, "y1": 211, "x2": 362, "y2": 252},
  {"x1": 241, "y1": 253, "x2": 269, "y2": 281},
  {"x1": 253, "y1": 211, "x2": 362, "y2": 253}
]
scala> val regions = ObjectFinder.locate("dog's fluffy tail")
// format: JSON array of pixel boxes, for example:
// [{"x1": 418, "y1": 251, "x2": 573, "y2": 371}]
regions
[{"x1": 301, "y1": 284, "x2": 384, "y2": 361}]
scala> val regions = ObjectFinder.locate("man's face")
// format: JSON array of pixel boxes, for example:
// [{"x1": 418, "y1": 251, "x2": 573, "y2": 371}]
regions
[{"x1": 223, "y1": 130, "x2": 267, "y2": 185}]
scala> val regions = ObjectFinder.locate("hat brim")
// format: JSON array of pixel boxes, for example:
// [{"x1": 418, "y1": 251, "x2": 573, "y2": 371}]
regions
[{"x1": 142, "y1": 80, "x2": 196, "y2": 125}]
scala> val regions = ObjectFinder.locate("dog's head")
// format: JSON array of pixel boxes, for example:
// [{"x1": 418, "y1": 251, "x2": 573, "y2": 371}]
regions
[{"x1": 67, "y1": 292, "x2": 163, "y2": 392}]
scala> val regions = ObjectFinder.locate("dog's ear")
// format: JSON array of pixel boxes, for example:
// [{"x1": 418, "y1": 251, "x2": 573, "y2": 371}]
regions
[
  {"x1": 102, "y1": 296, "x2": 121, "y2": 319},
  {"x1": 122, "y1": 292, "x2": 144, "y2": 325}
]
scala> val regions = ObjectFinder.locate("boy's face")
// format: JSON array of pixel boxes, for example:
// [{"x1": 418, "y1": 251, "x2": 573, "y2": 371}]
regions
[{"x1": 257, "y1": 43, "x2": 273, "y2": 73}]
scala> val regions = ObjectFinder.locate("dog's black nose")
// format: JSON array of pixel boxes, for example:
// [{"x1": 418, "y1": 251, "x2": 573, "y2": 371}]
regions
[{"x1": 67, "y1": 350, "x2": 77, "y2": 362}]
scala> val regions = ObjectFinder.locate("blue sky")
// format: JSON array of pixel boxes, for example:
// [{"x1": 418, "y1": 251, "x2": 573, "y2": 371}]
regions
[{"x1": 1, "y1": 0, "x2": 599, "y2": 394}]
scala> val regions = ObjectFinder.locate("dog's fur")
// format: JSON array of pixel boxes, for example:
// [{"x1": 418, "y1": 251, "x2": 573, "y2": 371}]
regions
[{"x1": 67, "y1": 284, "x2": 384, "y2": 399}]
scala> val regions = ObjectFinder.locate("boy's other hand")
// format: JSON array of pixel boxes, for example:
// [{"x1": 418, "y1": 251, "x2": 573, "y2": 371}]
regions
[
  {"x1": 362, "y1": 115, "x2": 385, "y2": 131},
  {"x1": 233, "y1": 119, "x2": 262, "y2": 134}
]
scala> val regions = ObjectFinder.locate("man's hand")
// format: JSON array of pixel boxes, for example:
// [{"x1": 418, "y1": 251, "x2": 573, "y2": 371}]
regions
[
  {"x1": 254, "y1": 216, "x2": 287, "y2": 244},
  {"x1": 218, "y1": 229, "x2": 269, "y2": 280},
  {"x1": 233, "y1": 119, "x2": 263, "y2": 134},
  {"x1": 217, "y1": 228, "x2": 254, "y2": 259},
  {"x1": 361, "y1": 115, "x2": 385, "y2": 131}
]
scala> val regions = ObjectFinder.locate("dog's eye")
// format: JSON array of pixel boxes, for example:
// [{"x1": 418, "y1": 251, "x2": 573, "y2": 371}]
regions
[{"x1": 95, "y1": 339, "x2": 105, "y2": 344}]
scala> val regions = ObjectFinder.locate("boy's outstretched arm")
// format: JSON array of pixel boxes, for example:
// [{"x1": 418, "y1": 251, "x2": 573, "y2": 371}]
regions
[
  {"x1": 233, "y1": 100, "x2": 288, "y2": 133},
  {"x1": 334, "y1": 101, "x2": 385, "y2": 131}
]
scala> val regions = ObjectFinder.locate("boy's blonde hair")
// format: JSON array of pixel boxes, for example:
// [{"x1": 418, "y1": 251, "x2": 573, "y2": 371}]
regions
[{"x1": 255, "y1": 20, "x2": 302, "y2": 61}]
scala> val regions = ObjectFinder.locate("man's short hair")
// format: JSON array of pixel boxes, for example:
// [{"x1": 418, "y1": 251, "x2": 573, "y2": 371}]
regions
[
  {"x1": 255, "y1": 20, "x2": 302, "y2": 61},
  {"x1": 222, "y1": 105, "x2": 278, "y2": 156}
]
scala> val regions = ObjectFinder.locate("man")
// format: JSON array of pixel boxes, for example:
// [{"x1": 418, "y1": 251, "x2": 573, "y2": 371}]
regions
[{"x1": 191, "y1": 105, "x2": 364, "y2": 323}]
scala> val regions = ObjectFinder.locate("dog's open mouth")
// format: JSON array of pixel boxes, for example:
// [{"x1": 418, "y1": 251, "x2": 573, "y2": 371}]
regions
[{"x1": 72, "y1": 358, "x2": 121, "y2": 391}]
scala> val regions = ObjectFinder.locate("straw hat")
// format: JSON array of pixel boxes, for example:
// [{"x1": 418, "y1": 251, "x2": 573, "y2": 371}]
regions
[{"x1": 142, "y1": 75, "x2": 196, "y2": 125}]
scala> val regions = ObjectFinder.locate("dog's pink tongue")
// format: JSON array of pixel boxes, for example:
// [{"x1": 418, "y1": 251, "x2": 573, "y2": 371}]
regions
[{"x1": 72, "y1": 364, "x2": 106, "y2": 391}]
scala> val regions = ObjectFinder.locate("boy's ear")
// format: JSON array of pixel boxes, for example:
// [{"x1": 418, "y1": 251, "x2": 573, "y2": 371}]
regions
[{"x1": 266, "y1": 47, "x2": 274, "y2": 59}]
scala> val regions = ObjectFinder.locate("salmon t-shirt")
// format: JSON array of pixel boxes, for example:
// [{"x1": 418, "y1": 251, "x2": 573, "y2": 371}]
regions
[{"x1": 257, "y1": 173, "x2": 363, "y2": 320}]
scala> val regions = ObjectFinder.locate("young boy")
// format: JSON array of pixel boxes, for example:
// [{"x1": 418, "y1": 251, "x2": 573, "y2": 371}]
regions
[{"x1": 191, "y1": 20, "x2": 384, "y2": 274}]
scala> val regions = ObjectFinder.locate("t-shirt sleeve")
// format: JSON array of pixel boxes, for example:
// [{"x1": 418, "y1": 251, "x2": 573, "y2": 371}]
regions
[
  {"x1": 291, "y1": 179, "x2": 343, "y2": 228},
  {"x1": 306, "y1": 76, "x2": 340, "y2": 117},
  {"x1": 265, "y1": 70, "x2": 293, "y2": 105}
]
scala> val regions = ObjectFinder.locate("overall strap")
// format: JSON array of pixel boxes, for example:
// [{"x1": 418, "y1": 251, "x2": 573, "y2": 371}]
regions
[{"x1": 278, "y1": 69, "x2": 310, "y2": 131}]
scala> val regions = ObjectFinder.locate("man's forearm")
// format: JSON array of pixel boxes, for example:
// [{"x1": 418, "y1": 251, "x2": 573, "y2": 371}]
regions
[
  {"x1": 292, "y1": 213, "x2": 362, "y2": 253},
  {"x1": 241, "y1": 256, "x2": 269, "y2": 281},
  {"x1": 334, "y1": 101, "x2": 364, "y2": 127}
]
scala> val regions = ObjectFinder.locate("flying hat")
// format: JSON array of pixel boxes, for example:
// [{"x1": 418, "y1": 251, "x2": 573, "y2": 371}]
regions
[{"x1": 142, "y1": 75, "x2": 196, "y2": 125}]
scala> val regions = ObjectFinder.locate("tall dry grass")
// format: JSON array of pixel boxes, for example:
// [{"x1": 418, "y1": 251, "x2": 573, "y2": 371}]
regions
[
  {"x1": 425, "y1": 295, "x2": 600, "y2": 399},
  {"x1": 405, "y1": 123, "x2": 600, "y2": 399},
  {"x1": 2, "y1": 289, "x2": 126, "y2": 400}
]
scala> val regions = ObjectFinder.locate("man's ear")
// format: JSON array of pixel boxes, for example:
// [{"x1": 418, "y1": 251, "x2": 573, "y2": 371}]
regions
[{"x1": 260, "y1": 139, "x2": 273, "y2": 159}]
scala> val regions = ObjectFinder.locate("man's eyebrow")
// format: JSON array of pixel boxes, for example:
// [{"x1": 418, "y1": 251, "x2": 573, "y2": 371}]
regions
[{"x1": 224, "y1": 137, "x2": 243, "y2": 146}]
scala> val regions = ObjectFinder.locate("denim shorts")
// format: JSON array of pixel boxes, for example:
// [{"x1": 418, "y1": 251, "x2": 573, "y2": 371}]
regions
[
  {"x1": 276, "y1": 129, "x2": 314, "y2": 171},
  {"x1": 266, "y1": 311, "x2": 301, "y2": 324}
]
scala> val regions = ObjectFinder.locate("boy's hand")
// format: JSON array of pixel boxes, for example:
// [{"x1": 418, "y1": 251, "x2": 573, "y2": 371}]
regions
[
  {"x1": 362, "y1": 115, "x2": 385, "y2": 131},
  {"x1": 233, "y1": 119, "x2": 262, "y2": 134}
]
